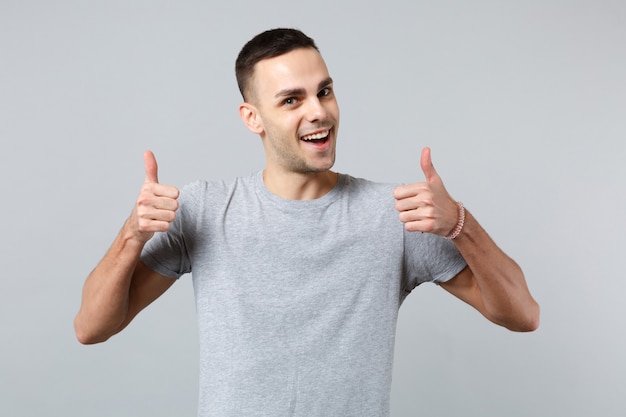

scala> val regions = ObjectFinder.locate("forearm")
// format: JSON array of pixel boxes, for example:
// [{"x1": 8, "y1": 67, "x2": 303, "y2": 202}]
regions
[
  {"x1": 74, "y1": 219, "x2": 144, "y2": 344},
  {"x1": 453, "y1": 210, "x2": 540, "y2": 331}
]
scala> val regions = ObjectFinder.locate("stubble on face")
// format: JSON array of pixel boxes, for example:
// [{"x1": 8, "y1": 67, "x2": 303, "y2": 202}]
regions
[
  {"x1": 250, "y1": 49, "x2": 340, "y2": 176},
  {"x1": 262, "y1": 120, "x2": 337, "y2": 175}
]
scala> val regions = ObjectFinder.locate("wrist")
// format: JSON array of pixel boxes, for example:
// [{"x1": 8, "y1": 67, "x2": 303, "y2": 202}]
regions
[
  {"x1": 122, "y1": 216, "x2": 153, "y2": 248},
  {"x1": 444, "y1": 201, "x2": 465, "y2": 240}
]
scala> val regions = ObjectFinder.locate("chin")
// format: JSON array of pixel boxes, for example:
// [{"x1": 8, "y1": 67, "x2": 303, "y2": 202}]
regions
[{"x1": 309, "y1": 158, "x2": 335, "y2": 173}]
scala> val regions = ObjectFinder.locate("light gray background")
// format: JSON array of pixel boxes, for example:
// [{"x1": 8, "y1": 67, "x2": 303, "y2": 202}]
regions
[{"x1": 1, "y1": 1, "x2": 624, "y2": 416}]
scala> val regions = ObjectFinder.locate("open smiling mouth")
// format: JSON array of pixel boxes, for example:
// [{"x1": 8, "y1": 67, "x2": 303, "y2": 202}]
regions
[{"x1": 300, "y1": 130, "x2": 330, "y2": 144}]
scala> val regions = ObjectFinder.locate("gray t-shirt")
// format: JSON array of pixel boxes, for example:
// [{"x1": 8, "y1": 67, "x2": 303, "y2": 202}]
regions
[{"x1": 141, "y1": 171, "x2": 467, "y2": 417}]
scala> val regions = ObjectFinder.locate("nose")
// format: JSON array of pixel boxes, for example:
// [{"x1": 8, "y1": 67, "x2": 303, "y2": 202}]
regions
[{"x1": 304, "y1": 97, "x2": 328, "y2": 123}]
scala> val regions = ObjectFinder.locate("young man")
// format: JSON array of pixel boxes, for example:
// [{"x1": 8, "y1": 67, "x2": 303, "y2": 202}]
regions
[{"x1": 75, "y1": 28, "x2": 539, "y2": 417}]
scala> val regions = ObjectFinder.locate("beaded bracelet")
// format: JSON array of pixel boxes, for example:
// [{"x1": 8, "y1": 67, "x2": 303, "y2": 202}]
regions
[{"x1": 444, "y1": 201, "x2": 465, "y2": 240}]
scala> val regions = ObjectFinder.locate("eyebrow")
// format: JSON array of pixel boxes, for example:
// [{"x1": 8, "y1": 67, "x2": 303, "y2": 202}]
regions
[{"x1": 274, "y1": 77, "x2": 334, "y2": 99}]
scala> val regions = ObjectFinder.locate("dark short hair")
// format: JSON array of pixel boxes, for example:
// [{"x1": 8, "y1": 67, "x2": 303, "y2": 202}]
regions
[{"x1": 235, "y1": 28, "x2": 319, "y2": 101}]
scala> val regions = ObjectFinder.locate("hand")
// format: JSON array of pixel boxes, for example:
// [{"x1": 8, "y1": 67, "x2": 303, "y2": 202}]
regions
[
  {"x1": 131, "y1": 150, "x2": 180, "y2": 242},
  {"x1": 393, "y1": 147, "x2": 458, "y2": 236}
]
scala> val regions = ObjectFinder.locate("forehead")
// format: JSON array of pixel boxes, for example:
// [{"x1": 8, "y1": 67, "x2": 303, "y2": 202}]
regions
[{"x1": 251, "y1": 48, "x2": 330, "y2": 99}]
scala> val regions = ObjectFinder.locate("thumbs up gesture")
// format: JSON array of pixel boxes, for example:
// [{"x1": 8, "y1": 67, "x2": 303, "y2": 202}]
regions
[
  {"x1": 393, "y1": 147, "x2": 459, "y2": 236},
  {"x1": 130, "y1": 150, "x2": 180, "y2": 243}
]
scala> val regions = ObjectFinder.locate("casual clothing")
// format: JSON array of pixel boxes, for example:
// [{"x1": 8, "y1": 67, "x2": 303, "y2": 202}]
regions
[{"x1": 141, "y1": 171, "x2": 467, "y2": 417}]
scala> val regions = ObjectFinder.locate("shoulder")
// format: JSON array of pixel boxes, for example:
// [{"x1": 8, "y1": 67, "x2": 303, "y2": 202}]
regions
[
  {"x1": 338, "y1": 173, "x2": 398, "y2": 201},
  {"x1": 181, "y1": 172, "x2": 258, "y2": 196},
  {"x1": 334, "y1": 174, "x2": 403, "y2": 222},
  {"x1": 178, "y1": 172, "x2": 259, "y2": 210}
]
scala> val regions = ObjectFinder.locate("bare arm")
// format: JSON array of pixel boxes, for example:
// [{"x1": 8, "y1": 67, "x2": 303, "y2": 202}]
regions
[
  {"x1": 394, "y1": 147, "x2": 539, "y2": 332},
  {"x1": 439, "y1": 211, "x2": 539, "y2": 331},
  {"x1": 74, "y1": 151, "x2": 180, "y2": 344}
]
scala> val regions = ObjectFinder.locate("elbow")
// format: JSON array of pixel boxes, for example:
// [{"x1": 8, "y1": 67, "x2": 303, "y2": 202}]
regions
[
  {"x1": 76, "y1": 334, "x2": 97, "y2": 345},
  {"x1": 520, "y1": 299, "x2": 541, "y2": 332},
  {"x1": 75, "y1": 329, "x2": 110, "y2": 345},
  {"x1": 75, "y1": 331, "x2": 105, "y2": 345},
  {"x1": 510, "y1": 315, "x2": 539, "y2": 333},
  {"x1": 74, "y1": 317, "x2": 111, "y2": 345},
  {"x1": 523, "y1": 303, "x2": 541, "y2": 332},
  {"x1": 500, "y1": 301, "x2": 541, "y2": 332},
  {"x1": 524, "y1": 306, "x2": 540, "y2": 332}
]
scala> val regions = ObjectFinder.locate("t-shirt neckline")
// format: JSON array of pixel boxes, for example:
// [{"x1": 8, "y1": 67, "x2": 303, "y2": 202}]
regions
[{"x1": 253, "y1": 170, "x2": 346, "y2": 211}]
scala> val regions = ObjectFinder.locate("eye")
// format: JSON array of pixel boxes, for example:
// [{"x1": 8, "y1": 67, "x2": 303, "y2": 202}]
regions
[
  {"x1": 283, "y1": 97, "x2": 298, "y2": 106},
  {"x1": 318, "y1": 87, "x2": 332, "y2": 97}
]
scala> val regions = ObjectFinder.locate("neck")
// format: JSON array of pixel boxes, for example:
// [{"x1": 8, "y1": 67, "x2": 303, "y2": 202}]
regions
[{"x1": 262, "y1": 168, "x2": 338, "y2": 200}]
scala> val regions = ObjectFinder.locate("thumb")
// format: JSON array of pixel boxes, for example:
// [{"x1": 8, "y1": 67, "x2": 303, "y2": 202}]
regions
[
  {"x1": 420, "y1": 147, "x2": 440, "y2": 183},
  {"x1": 143, "y1": 150, "x2": 159, "y2": 184}
]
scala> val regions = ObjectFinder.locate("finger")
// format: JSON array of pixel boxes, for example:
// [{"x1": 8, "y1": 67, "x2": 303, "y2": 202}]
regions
[
  {"x1": 402, "y1": 218, "x2": 436, "y2": 233},
  {"x1": 393, "y1": 182, "x2": 429, "y2": 200},
  {"x1": 137, "y1": 217, "x2": 175, "y2": 235},
  {"x1": 420, "y1": 147, "x2": 440, "y2": 184},
  {"x1": 149, "y1": 183, "x2": 180, "y2": 200},
  {"x1": 137, "y1": 186, "x2": 180, "y2": 214},
  {"x1": 142, "y1": 207, "x2": 178, "y2": 223},
  {"x1": 395, "y1": 196, "x2": 428, "y2": 213},
  {"x1": 144, "y1": 150, "x2": 159, "y2": 184},
  {"x1": 136, "y1": 199, "x2": 178, "y2": 224},
  {"x1": 152, "y1": 194, "x2": 180, "y2": 210}
]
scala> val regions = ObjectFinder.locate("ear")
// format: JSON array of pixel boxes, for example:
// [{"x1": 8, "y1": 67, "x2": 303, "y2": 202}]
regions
[{"x1": 239, "y1": 102, "x2": 264, "y2": 135}]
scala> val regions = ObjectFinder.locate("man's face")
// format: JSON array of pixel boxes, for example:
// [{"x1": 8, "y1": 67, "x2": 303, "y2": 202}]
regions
[{"x1": 248, "y1": 48, "x2": 340, "y2": 175}]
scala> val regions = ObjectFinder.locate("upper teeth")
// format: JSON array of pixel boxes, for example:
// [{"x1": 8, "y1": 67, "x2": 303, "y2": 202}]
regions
[{"x1": 301, "y1": 131, "x2": 329, "y2": 141}]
